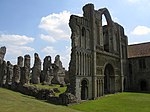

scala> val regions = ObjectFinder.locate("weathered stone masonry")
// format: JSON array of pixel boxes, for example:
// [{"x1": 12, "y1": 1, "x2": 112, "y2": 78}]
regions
[{"x1": 69, "y1": 4, "x2": 128, "y2": 100}]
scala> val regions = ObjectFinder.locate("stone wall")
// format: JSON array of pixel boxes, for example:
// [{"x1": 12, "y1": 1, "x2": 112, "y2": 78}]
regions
[
  {"x1": 128, "y1": 57, "x2": 150, "y2": 92},
  {"x1": 68, "y1": 3, "x2": 128, "y2": 100}
]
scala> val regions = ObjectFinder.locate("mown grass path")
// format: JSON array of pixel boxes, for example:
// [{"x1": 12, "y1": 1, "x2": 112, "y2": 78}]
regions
[{"x1": 70, "y1": 92, "x2": 150, "y2": 112}]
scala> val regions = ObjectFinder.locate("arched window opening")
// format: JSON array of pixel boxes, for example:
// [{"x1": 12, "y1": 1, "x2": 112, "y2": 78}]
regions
[
  {"x1": 104, "y1": 64, "x2": 114, "y2": 94},
  {"x1": 81, "y1": 79, "x2": 88, "y2": 100},
  {"x1": 82, "y1": 27, "x2": 86, "y2": 37},
  {"x1": 81, "y1": 27, "x2": 86, "y2": 48},
  {"x1": 102, "y1": 15, "x2": 108, "y2": 26},
  {"x1": 102, "y1": 14, "x2": 109, "y2": 52}
]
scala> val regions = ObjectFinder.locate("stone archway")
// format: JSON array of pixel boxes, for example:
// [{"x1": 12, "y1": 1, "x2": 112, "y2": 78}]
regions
[
  {"x1": 140, "y1": 80, "x2": 147, "y2": 91},
  {"x1": 81, "y1": 79, "x2": 88, "y2": 100},
  {"x1": 104, "y1": 64, "x2": 115, "y2": 94}
]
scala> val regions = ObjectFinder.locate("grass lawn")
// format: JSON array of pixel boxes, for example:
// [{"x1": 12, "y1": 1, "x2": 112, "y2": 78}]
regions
[
  {"x1": 29, "y1": 84, "x2": 67, "y2": 96},
  {"x1": 0, "y1": 87, "x2": 150, "y2": 112},
  {"x1": 0, "y1": 88, "x2": 79, "y2": 112},
  {"x1": 70, "y1": 92, "x2": 150, "y2": 112}
]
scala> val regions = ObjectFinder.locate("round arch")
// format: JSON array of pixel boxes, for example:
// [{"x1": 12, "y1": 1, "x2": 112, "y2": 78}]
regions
[
  {"x1": 81, "y1": 78, "x2": 89, "y2": 100},
  {"x1": 104, "y1": 63, "x2": 115, "y2": 94},
  {"x1": 98, "y1": 8, "x2": 113, "y2": 26},
  {"x1": 98, "y1": 8, "x2": 114, "y2": 52}
]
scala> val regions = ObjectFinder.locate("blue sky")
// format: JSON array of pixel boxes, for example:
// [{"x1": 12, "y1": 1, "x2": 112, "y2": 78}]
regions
[{"x1": 0, "y1": 0, "x2": 150, "y2": 69}]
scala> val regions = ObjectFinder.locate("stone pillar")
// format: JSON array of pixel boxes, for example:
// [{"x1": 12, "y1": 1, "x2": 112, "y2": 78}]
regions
[
  {"x1": 0, "y1": 46, "x2": 6, "y2": 65},
  {"x1": 76, "y1": 52, "x2": 78, "y2": 75},
  {"x1": 51, "y1": 55, "x2": 66, "y2": 84},
  {"x1": 0, "y1": 60, "x2": 7, "y2": 86},
  {"x1": 12, "y1": 65, "x2": 20, "y2": 84},
  {"x1": 0, "y1": 46, "x2": 6, "y2": 86},
  {"x1": 17, "y1": 56, "x2": 23, "y2": 85},
  {"x1": 20, "y1": 67, "x2": 27, "y2": 85},
  {"x1": 79, "y1": 53, "x2": 81, "y2": 76},
  {"x1": 51, "y1": 64, "x2": 59, "y2": 84},
  {"x1": 20, "y1": 54, "x2": 30, "y2": 85},
  {"x1": 17, "y1": 56, "x2": 23, "y2": 67},
  {"x1": 31, "y1": 53, "x2": 41, "y2": 84},
  {"x1": 6, "y1": 61, "x2": 13, "y2": 85},
  {"x1": 43, "y1": 56, "x2": 53, "y2": 84}
]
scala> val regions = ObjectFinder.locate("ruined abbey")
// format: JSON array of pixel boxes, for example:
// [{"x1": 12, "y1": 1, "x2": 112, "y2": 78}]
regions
[
  {"x1": 0, "y1": 47, "x2": 67, "y2": 87},
  {"x1": 68, "y1": 4, "x2": 128, "y2": 100},
  {"x1": 68, "y1": 4, "x2": 150, "y2": 101},
  {"x1": 0, "y1": 3, "x2": 150, "y2": 105}
]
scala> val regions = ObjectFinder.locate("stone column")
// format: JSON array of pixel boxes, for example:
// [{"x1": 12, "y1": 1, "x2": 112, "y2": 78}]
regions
[
  {"x1": 6, "y1": 61, "x2": 13, "y2": 85},
  {"x1": 12, "y1": 65, "x2": 20, "y2": 84},
  {"x1": 43, "y1": 56, "x2": 52, "y2": 84},
  {"x1": 0, "y1": 60, "x2": 7, "y2": 86},
  {"x1": 31, "y1": 53, "x2": 41, "y2": 84},
  {"x1": 20, "y1": 54, "x2": 30, "y2": 84},
  {"x1": 17, "y1": 56, "x2": 23, "y2": 67},
  {"x1": 78, "y1": 53, "x2": 80, "y2": 75}
]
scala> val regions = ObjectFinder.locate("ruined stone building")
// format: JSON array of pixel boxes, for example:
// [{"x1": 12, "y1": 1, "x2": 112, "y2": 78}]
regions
[
  {"x1": 0, "y1": 3, "x2": 150, "y2": 104},
  {"x1": 69, "y1": 4, "x2": 128, "y2": 100},
  {"x1": 128, "y1": 42, "x2": 150, "y2": 92},
  {"x1": 0, "y1": 49, "x2": 66, "y2": 86}
]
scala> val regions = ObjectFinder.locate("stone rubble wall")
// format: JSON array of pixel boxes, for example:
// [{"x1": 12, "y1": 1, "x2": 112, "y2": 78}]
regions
[{"x1": 0, "y1": 46, "x2": 78, "y2": 105}]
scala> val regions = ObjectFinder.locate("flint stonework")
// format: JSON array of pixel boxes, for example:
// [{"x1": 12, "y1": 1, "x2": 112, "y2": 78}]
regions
[{"x1": 31, "y1": 53, "x2": 41, "y2": 84}]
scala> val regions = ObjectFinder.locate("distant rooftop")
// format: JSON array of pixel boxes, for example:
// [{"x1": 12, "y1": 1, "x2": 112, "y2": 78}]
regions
[{"x1": 128, "y1": 42, "x2": 150, "y2": 58}]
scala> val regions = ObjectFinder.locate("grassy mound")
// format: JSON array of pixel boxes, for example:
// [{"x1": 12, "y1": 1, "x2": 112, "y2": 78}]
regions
[
  {"x1": 70, "y1": 92, "x2": 150, "y2": 112},
  {"x1": 0, "y1": 88, "x2": 79, "y2": 112},
  {"x1": 29, "y1": 84, "x2": 67, "y2": 96}
]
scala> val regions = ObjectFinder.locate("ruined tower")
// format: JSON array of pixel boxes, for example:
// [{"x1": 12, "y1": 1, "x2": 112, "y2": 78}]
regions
[{"x1": 69, "y1": 4, "x2": 128, "y2": 100}]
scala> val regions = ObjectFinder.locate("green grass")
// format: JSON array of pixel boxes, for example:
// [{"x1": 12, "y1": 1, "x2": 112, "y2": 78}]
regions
[
  {"x1": 0, "y1": 88, "x2": 150, "y2": 112},
  {"x1": 29, "y1": 84, "x2": 67, "y2": 96},
  {"x1": 70, "y1": 92, "x2": 150, "y2": 112},
  {"x1": 0, "y1": 88, "x2": 80, "y2": 112}
]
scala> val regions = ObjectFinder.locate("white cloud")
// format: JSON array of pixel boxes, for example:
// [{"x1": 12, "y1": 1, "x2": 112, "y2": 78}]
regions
[
  {"x1": 60, "y1": 46, "x2": 71, "y2": 70},
  {"x1": 0, "y1": 34, "x2": 34, "y2": 46},
  {"x1": 40, "y1": 34, "x2": 56, "y2": 43},
  {"x1": 0, "y1": 34, "x2": 35, "y2": 65},
  {"x1": 41, "y1": 45, "x2": 71, "y2": 70},
  {"x1": 39, "y1": 11, "x2": 71, "y2": 40},
  {"x1": 7, "y1": 45, "x2": 35, "y2": 56},
  {"x1": 4, "y1": 45, "x2": 35, "y2": 65},
  {"x1": 131, "y1": 26, "x2": 150, "y2": 35},
  {"x1": 41, "y1": 46, "x2": 57, "y2": 55}
]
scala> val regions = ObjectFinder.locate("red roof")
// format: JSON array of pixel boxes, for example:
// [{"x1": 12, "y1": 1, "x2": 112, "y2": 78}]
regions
[{"x1": 128, "y1": 42, "x2": 150, "y2": 58}]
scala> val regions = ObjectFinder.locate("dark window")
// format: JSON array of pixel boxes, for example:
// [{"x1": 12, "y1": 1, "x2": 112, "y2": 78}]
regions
[
  {"x1": 82, "y1": 27, "x2": 85, "y2": 36},
  {"x1": 129, "y1": 63, "x2": 132, "y2": 74},
  {"x1": 122, "y1": 45, "x2": 126, "y2": 59},
  {"x1": 139, "y1": 59, "x2": 146, "y2": 69}
]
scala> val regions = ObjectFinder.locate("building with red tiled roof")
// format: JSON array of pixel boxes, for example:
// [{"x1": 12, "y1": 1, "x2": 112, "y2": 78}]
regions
[
  {"x1": 128, "y1": 42, "x2": 150, "y2": 58},
  {"x1": 127, "y1": 42, "x2": 150, "y2": 92}
]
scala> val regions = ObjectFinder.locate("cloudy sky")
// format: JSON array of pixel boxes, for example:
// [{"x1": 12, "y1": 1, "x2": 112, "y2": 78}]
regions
[{"x1": 0, "y1": 0, "x2": 150, "y2": 69}]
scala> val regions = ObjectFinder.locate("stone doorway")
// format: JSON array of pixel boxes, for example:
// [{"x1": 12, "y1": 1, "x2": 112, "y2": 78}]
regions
[
  {"x1": 104, "y1": 64, "x2": 115, "y2": 94},
  {"x1": 140, "y1": 80, "x2": 147, "y2": 91},
  {"x1": 81, "y1": 79, "x2": 88, "y2": 100}
]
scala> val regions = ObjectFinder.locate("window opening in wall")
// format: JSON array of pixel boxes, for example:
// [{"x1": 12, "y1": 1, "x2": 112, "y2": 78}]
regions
[
  {"x1": 129, "y1": 63, "x2": 132, "y2": 74},
  {"x1": 140, "y1": 80, "x2": 147, "y2": 91},
  {"x1": 102, "y1": 15, "x2": 109, "y2": 52},
  {"x1": 82, "y1": 27, "x2": 85, "y2": 37},
  {"x1": 81, "y1": 79, "x2": 88, "y2": 100},
  {"x1": 139, "y1": 59, "x2": 146, "y2": 70}
]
